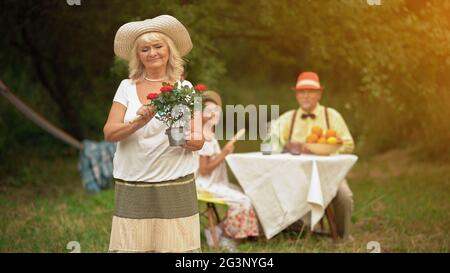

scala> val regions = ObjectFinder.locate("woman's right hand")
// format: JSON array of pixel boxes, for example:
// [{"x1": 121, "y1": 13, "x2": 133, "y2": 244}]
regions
[{"x1": 133, "y1": 105, "x2": 155, "y2": 129}]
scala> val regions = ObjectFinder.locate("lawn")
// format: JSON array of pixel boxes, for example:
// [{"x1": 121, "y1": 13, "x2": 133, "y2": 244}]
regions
[{"x1": 0, "y1": 148, "x2": 449, "y2": 252}]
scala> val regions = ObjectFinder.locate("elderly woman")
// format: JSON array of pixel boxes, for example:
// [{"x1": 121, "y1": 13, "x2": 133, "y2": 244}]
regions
[{"x1": 104, "y1": 15, "x2": 204, "y2": 252}]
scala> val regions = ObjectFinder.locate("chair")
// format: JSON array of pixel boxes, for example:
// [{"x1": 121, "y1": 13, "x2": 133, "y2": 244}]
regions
[
  {"x1": 315, "y1": 205, "x2": 338, "y2": 241},
  {"x1": 197, "y1": 190, "x2": 227, "y2": 248}
]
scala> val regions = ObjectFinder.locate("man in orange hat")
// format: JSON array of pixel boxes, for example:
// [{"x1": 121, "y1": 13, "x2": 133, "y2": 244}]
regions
[{"x1": 270, "y1": 71, "x2": 355, "y2": 239}]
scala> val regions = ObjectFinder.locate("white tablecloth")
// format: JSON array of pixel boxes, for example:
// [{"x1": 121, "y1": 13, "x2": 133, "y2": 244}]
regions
[{"x1": 225, "y1": 152, "x2": 358, "y2": 239}]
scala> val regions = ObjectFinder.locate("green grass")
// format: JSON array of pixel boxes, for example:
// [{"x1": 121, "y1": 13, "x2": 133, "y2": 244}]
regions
[{"x1": 0, "y1": 149, "x2": 449, "y2": 252}]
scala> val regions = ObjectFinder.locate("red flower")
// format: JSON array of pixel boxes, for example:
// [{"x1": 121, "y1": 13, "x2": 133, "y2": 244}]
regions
[
  {"x1": 146, "y1": 93, "x2": 160, "y2": 100},
  {"x1": 160, "y1": 85, "x2": 174, "y2": 93},
  {"x1": 194, "y1": 84, "x2": 207, "y2": 92}
]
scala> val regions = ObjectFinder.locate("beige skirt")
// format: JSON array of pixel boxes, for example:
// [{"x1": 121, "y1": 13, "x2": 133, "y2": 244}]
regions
[{"x1": 108, "y1": 173, "x2": 201, "y2": 252}]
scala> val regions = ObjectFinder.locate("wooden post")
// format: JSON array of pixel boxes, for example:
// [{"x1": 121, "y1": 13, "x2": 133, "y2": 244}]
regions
[
  {"x1": 207, "y1": 203, "x2": 219, "y2": 247},
  {"x1": 325, "y1": 205, "x2": 339, "y2": 241},
  {"x1": 212, "y1": 203, "x2": 221, "y2": 223}
]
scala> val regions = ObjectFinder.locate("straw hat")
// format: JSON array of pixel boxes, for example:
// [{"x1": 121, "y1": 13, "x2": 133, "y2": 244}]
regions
[
  {"x1": 203, "y1": 90, "x2": 222, "y2": 107},
  {"x1": 114, "y1": 15, "x2": 193, "y2": 61},
  {"x1": 291, "y1": 72, "x2": 324, "y2": 91}
]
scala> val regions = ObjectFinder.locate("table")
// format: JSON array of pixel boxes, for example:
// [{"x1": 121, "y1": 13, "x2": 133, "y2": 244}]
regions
[{"x1": 225, "y1": 152, "x2": 358, "y2": 239}]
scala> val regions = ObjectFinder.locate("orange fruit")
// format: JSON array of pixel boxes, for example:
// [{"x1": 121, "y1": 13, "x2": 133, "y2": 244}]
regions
[
  {"x1": 326, "y1": 137, "x2": 338, "y2": 144},
  {"x1": 318, "y1": 137, "x2": 327, "y2": 144},
  {"x1": 325, "y1": 129, "x2": 337, "y2": 138},
  {"x1": 336, "y1": 137, "x2": 343, "y2": 144},
  {"x1": 306, "y1": 133, "x2": 319, "y2": 143},
  {"x1": 311, "y1": 126, "x2": 323, "y2": 138}
]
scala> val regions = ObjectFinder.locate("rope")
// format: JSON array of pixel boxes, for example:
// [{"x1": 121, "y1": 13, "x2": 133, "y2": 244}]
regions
[{"x1": 0, "y1": 79, "x2": 84, "y2": 150}]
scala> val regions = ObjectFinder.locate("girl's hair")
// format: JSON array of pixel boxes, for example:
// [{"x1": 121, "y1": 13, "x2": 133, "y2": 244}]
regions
[{"x1": 128, "y1": 32, "x2": 185, "y2": 83}]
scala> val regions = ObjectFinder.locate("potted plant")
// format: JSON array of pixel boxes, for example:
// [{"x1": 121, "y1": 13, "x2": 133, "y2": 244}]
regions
[{"x1": 146, "y1": 82, "x2": 206, "y2": 146}]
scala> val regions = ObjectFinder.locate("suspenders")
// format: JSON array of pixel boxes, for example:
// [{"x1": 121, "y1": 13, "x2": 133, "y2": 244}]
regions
[
  {"x1": 288, "y1": 107, "x2": 330, "y2": 142},
  {"x1": 324, "y1": 107, "x2": 330, "y2": 130},
  {"x1": 288, "y1": 109, "x2": 298, "y2": 142}
]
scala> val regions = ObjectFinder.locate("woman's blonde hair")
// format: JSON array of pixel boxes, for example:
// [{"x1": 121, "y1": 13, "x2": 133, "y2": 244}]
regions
[{"x1": 128, "y1": 32, "x2": 185, "y2": 83}]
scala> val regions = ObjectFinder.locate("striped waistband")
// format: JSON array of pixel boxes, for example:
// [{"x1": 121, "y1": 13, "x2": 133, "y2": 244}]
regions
[
  {"x1": 114, "y1": 173, "x2": 194, "y2": 187},
  {"x1": 113, "y1": 173, "x2": 198, "y2": 219}
]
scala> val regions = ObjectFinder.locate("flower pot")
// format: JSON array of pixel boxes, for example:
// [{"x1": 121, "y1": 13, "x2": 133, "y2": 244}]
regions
[{"x1": 165, "y1": 127, "x2": 186, "y2": 146}]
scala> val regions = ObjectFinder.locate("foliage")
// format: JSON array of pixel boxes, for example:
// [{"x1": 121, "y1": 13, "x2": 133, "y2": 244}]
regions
[{"x1": 0, "y1": 0, "x2": 449, "y2": 161}]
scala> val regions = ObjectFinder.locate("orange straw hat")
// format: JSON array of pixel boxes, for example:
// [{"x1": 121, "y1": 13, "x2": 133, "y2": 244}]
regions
[{"x1": 291, "y1": 72, "x2": 324, "y2": 91}]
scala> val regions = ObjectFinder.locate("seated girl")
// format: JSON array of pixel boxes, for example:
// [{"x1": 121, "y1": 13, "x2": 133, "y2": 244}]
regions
[{"x1": 196, "y1": 90, "x2": 259, "y2": 240}]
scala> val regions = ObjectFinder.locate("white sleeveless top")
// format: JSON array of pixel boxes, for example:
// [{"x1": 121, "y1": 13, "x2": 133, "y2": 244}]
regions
[
  {"x1": 195, "y1": 138, "x2": 229, "y2": 188},
  {"x1": 112, "y1": 79, "x2": 198, "y2": 182}
]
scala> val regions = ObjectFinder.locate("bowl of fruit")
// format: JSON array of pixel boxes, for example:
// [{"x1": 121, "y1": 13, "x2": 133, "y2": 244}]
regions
[{"x1": 304, "y1": 126, "x2": 343, "y2": 156}]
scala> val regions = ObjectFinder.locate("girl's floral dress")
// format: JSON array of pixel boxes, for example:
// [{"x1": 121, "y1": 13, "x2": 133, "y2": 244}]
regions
[{"x1": 196, "y1": 138, "x2": 259, "y2": 239}]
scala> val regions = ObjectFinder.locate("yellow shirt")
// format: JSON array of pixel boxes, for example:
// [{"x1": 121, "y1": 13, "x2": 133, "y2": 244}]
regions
[{"x1": 270, "y1": 103, "x2": 354, "y2": 154}]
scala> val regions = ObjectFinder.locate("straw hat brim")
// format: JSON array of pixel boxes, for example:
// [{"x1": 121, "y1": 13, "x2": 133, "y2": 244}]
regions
[
  {"x1": 203, "y1": 91, "x2": 222, "y2": 107},
  {"x1": 114, "y1": 15, "x2": 193, "y2": 61},
  {"x1": 291, "y1": 86, "x2": 324, "y2": 91}
]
